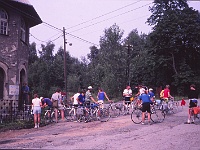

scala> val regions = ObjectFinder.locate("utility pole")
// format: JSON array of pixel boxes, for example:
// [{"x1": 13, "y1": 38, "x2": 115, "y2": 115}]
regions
[{"x1": 63, "y1": 27, "x2": 67, "y2": 98}]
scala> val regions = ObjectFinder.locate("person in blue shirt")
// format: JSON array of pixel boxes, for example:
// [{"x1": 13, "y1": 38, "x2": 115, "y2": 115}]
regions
[
  {"x1": 40, "y1": 97, "x2": 53, "y2": 118},
  {"x1": 148, "y1": 88, "x2": 155, "y2": 103},
  {"x1": 77, "y1": 90, "x2": 86, "y2": 106},
  {"x1": 22, "y1": 83, "x2": 30, "y2": 105},
  {"x1": 97, "y1": 88, "x2": 111, "y2": 108},
  {"x1": 139, "y1": 89, "x2": 152, "y2": 125}
]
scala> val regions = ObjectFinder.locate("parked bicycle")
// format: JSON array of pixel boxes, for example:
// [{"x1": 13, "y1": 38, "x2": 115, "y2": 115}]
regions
[
  {"x1": 159, "y1": 98, "x2": 179, "y2": 115},
  {"x1": 107, "y1": 102, "x2": 121, "y2": 118}
]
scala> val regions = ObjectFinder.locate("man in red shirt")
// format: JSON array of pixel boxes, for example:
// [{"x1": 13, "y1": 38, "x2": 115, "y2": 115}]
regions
[{"x1": 163, "y1": 85, "x2": 173, "y2": 102}]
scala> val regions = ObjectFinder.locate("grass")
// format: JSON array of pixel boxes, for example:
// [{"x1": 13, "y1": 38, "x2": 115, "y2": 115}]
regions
[{"x1": 0, "y1": 120, "x2": 34, "y2": 132}]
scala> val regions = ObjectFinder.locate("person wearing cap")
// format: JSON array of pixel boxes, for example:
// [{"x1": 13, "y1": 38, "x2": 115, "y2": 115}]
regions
[
  {"x1": 85, "y1": 86, "x2": 97, "y2": 108},
  {"x1": 148, "y1": 88, "x2": 155, "y2": 102}
]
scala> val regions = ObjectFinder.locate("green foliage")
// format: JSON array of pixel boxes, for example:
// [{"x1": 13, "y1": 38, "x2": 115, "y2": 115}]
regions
[{"x1": 28, "y1": 1, "x2": 200, "y2": 98}]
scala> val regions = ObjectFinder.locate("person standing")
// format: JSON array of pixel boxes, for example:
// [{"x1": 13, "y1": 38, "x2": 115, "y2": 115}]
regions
[
  {"x1": 51, "y1": 88, "x2": 64, "y2": 122},
  {"x1": 139, "y1": 90, "x2": 152, "y2": 125},
  {"x1": 97, "y1": 88, "x2": 111, "y2": 108},
  {"x1": 71, "y1": 92, "x2": 80, "y2": 108},
  {"x1": 85, "y1": 86, "x2": 98, "y2": 108},
  {"x1": 123, "y1": 85, "x2": 132, "y2": 114},
  {"x1": 163, "y1": 85, "x2": 173, "y2": 102},
  {"x1": 187, "y1": 84, "x2": 199, "y2": 124},
  {"x1": 148, "y1": 88, "x2": 155, "y2": 102},
  {"x1": 32, "y1": 94, "x2": 42, "y2": 128},
  {"x1": 22, "y1": 83, "x2": 30, "y2": 105}
]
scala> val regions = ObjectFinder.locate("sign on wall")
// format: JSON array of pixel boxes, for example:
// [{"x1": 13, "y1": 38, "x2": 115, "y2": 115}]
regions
[{"x1": 9, "y1": 85, "x2": 19, "y2": 95}]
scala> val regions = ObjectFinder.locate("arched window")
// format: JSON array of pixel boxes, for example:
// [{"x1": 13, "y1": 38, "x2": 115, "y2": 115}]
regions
[
  {"x1": 21, "y1": 18, "x2": 26, "y2": 42},
  {"x1": 0, "y1": 8, "x2": 8, "y2": 35}
]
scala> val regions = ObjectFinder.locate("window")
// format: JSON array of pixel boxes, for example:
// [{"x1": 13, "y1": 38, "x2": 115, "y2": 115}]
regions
[
  {"x1": 0, "y1": 8, "x2": 8, "y2": 35},
  {"x1": 20, "y1": 18, "x2": 26, "y2": 42}
]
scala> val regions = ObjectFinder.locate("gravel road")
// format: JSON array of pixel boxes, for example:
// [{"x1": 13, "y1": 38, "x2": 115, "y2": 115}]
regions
[{"x1": 0, "y1": 100, "x2": 200, "y2": 150}]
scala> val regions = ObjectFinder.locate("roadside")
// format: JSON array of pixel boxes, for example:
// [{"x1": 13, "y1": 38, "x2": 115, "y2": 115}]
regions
[{"x1": 0, "y1": 100, "x2": 200, "y2": 149}]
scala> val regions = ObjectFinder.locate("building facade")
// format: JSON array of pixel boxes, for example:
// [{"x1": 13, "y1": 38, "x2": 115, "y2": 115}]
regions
[{"x1": 0, "y1": 0, "x2": 42, "y2": 111}]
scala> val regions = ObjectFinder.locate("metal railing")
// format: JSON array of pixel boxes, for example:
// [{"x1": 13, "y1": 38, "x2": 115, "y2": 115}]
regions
[{"x1": 0, "y1": 99, "x2": 32, "y2": 123}]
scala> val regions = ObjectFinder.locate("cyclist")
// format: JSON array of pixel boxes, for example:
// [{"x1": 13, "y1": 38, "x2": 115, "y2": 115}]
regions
[
  {"x1": 123, "y1": 85, "x2": 132, "y2": 114},
  {"x1": 148, "y1": 88, "x2": 155, "y2": 103},
  {"x1": 139, "y1": 89, "x2": 152, "y2": 125},
  {"x1": 51, "y1": 88, "x2": 64, "y2": 122},
  {"x1": 32, "y1": 94, "x2": 42, "y2": 128},
  {"x1": 77, "y1": 90, "x2": 86, "y2": 106},
  {"x1": 85, "y1": 86, "x2": 98, "y2": 108},
  {"x1": 40, "y1": 97, "x2": 53, "y2": 118},
  {"x1": 71, "y1": 92, "x2": 80, "y2": 107},
  {"x1": 163, "y1": 85, "x2": 173, "y2": 102},
  {"x1": 97, "y1": 88, "x2": 111, "y2": 108},
  {"x1": 187, "y1": 84, "x2": 199, "y2": 124}
]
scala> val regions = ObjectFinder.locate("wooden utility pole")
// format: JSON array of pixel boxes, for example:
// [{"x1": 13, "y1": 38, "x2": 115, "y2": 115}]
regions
[{"x1": 63, "y1": 27, "x2": 67, "y2": 98}]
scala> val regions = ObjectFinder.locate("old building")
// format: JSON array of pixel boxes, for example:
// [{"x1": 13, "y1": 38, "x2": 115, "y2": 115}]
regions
[{"x1": 0, "y1": 0, "x2": 42, "y2": 112}]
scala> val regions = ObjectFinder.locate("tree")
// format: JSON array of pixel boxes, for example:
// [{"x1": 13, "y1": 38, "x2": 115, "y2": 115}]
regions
[{"x1": 147, "y1": 0, "x2": 200, "y2": 95}]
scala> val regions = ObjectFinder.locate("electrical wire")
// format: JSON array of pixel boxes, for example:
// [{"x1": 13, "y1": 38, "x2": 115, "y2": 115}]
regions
[
  {"x1": 68, "y1": 2, "x2": 152, "y2": 33},
  {"x1": 65, "y1": 0, "x2": 143, "y2": 30}
]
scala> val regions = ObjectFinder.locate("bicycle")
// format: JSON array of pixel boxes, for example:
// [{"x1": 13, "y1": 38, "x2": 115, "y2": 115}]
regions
[
  {"x1": 131, "y1": 102, "x2": 165, "y2": 124},
  {"x1": 43, "y1": 107, "x2": 54, "y2": 124},
  {"x1": 107, "y1": 102, "x2": 121, "y2": 118},
  {"x1": 160, "y1": 97, "x2": 179, "y2": 115},
  {"x1": 63, "y1": 104, "x2": 77, "y2": 122}
]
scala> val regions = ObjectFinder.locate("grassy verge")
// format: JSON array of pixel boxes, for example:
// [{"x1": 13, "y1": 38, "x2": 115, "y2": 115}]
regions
[{"x1": 0, "y1": 120, "x2": 34, "y2": 132}]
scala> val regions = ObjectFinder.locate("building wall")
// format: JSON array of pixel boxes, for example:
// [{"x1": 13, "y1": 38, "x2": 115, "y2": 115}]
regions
[{"x1": 0, "y1": 5, "x2": 29, "y2": 102}]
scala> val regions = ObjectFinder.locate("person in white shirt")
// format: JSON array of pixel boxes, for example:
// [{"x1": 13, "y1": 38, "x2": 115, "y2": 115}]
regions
[
  {"x1": 123, "y1": 85, "x2": 132, "y2": 114},
  {"x1": 32, "y1": 93, "x2": 42, "y2": 128},
  {"x1": 51, "y1": 88, "x2": 64, "y2": 122}
]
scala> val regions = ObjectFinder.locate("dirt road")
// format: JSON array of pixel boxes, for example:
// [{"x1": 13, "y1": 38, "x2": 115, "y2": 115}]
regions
[{"x1": 0, "y1": 102, "x2": 200, "y2": 150}]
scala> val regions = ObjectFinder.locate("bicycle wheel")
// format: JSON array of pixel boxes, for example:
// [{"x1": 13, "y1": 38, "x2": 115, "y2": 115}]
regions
[
  {"x1": 109, "y1": 107, "x2": 120, "y2": 118},
  {"x1": 151, "y1": 109, "x2": 165, "y2": 123},
  {"x1": 43, "y1": 111, "x2": 50, "y2": 124},
  {"x1": 100, "y1": 108, "x2": 110, "y2": 122},
  {"x1": 131, "y1": 108, "x2": 142, "y2": 124},
  {"x1": 65, "y1": 108, "x2": 75, "y2": 122}
]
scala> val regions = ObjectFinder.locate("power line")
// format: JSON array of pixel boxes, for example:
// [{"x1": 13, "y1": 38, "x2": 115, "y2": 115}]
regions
[
  {"x1": 66, "y1": 33, "x2": 99, "y2": 47},
  {"x1": 65, "y1": 0, "x2": 143, "y2": 30},
  {"x1": 68, "y1": 2, "x2": 152, "y2": 33}
]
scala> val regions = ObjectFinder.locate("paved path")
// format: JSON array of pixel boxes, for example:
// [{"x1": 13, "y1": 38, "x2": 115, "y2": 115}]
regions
[{"x1": 0, "y1": 100, "x2": 200, "y2": 150}]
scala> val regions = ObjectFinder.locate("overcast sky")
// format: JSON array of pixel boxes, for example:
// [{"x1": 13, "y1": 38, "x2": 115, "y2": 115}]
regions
[{"x1": 29, "y1": 0, "x2": 200, "y2": 59}]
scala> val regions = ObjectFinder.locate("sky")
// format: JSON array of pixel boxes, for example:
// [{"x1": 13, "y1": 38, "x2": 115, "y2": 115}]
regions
[{"x1": 29, "y1": 0, "x2": 200, "y2": 59}]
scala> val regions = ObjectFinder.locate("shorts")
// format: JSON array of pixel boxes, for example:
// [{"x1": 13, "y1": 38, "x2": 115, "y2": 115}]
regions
[
  {"x1": 124, "y1": 97, "x2": 131, "y2": 104},
  {"x1": 58, "y1": 104, "x2": 64, "y2": 110},
  {"x1": 33, "y1": 106, "x2": 41, "y2": 114},
  {"x1": 98, "y1": 100, "x2": 104, "y2": 108},
  {"x1": 142, "y1": 103, "x2": 151, "y2": 113},
  {"x1": 73, "y1": 104, "x2": 79, "y2": 108},
  {"x1": 162, "y1": 97, "x2": 169, "y2": 103},
  {"x1": 98, "y1": 100, "x2": 104, "y2": 104}
]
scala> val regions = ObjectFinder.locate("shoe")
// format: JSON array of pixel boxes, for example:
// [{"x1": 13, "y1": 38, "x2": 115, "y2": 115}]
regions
[
  {"x1": 148, "y1": 122, "x2": 152, "y2": 125},
  {"x1": 37, "y1": 124, "x2": 40, "y2": 128},
  {"x1": 191, "y1": 121, "x2": 195, "y2": 124},
  {"x1": 34, "y1": 126, "x2": 37, "y2": 128},
  {"x1": 141, "y1": 122, "x2": 145, "y2": 125}
]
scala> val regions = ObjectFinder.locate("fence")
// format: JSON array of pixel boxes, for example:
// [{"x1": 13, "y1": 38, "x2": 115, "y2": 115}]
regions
[{"x1": 0, "y1": 99, "x2": 32, "y2": 123}]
